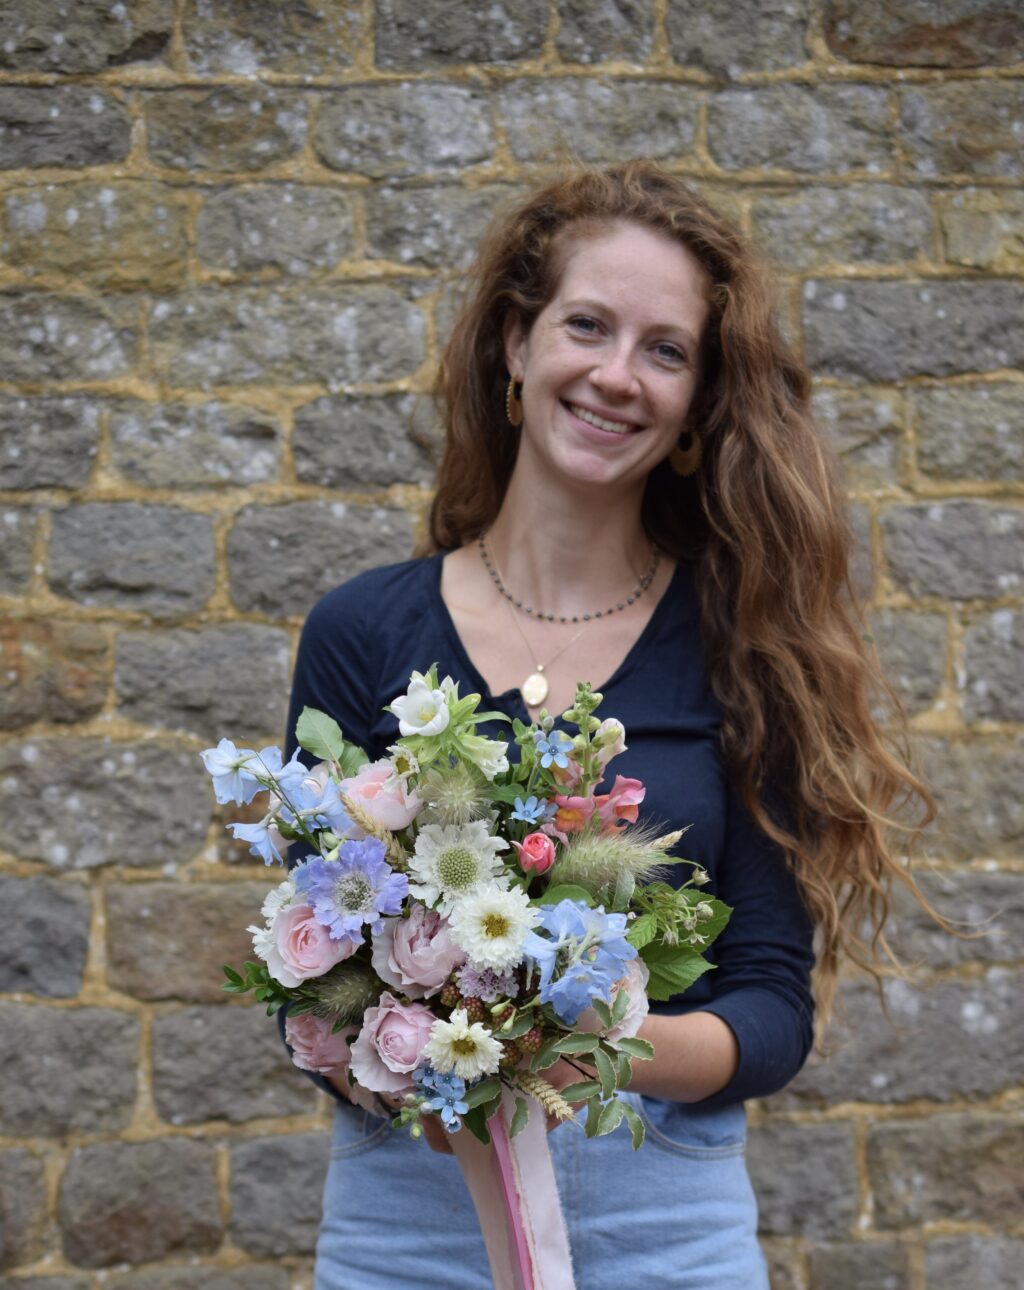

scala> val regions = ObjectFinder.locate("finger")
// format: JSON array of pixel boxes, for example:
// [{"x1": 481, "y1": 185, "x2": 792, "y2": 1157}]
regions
[{"x1": 421, "y1": 1116, "x2": 455, "y2": 1155}]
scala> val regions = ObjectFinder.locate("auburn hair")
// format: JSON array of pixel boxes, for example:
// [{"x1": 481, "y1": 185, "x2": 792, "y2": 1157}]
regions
[{"x1": 424, "y1": 160, "x2": 934, "y2": 1019}]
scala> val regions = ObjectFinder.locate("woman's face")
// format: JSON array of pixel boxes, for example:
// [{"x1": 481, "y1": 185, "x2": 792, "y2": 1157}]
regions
[{"x1": 504, "y1": 220, "x2": 710, "y2": 494}]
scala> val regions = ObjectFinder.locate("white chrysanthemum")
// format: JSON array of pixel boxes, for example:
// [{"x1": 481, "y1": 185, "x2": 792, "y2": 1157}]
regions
[
  {"x1": 384, "y1": 744, "x2": 419, "y2": 790},
  {"x1": 261, "y1": 876, "x2": 297, "y2": 923},
  {"x1": 424, "y1": 1007, "x2": 504, "y2": 1081},
  {"x1": 248, "y1": 923, "x2": 274, "y2": 960},
  {"x1": 408, "y1": 820, "x2": 509, "y2": 915},
  {"x1": 448, "y1": 882, "x2": 537, "y2": 972}
]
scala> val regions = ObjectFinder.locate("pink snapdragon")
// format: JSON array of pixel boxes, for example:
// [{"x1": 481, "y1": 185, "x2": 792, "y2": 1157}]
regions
[{"x1": 595, "y1": 775, "x2": 645, "y2": 833}]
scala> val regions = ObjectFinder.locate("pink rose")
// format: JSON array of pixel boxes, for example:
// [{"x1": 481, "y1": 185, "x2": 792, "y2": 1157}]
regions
[
  {"x1": 512, "y1": 831, "x2": 556, "y2": 875},
  {"x1": 577, "y1": 958, "x2": 650, "y2": 1042},
  {"x1": 372, "y1": 904, "x2": 465, "y2": 998},
  {"x1": 595, "y1": 775, "x2": 645, "y2": 834},
  {"x1": 286, "y1": 1016, "x2": 380, "y2": 1112},
  {"x1": 267, "y1": 903, "x2": 354, "y2": 988},
  {"x1": 341, "y1": 758, "x2": 421, "y2": 831},
  {"x1": 349, "y1": 992, "x2": 436, "y2": 1095}
]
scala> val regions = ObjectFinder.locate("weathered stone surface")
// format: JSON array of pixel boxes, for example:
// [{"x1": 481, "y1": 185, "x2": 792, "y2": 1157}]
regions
[
  {"x1": 49, "y1": 504, "x2": 215, "y2": 618},
  {"x1": 759, "y1": 1241, "x2": 802, "y2": 1290},
  {"x1": 105, "y1": 1270, "x2": 288, "y2": 1290},
  {"x1": 149, "y1": 286, "x2": 425, "y2": 389},
  {"x1": 813, "y1": 385, "x2": 903, "y2": 488},
  {"x1": 293, "y1": 393, "x2": 436, "y2": 488},
  {"x1": 868, "y1": 1114, "x2": 1024, "y2": 1227},
  {"x1": 0, "y1": 1150, "x2": 47, "y2": 1271},
  {"x1": 376, "y1": 0, "x2": 546, "y2": 67},
  {"x1": 924, "y1": 1236, "x2": 1024, "y2": 1289},
  {"x1": 917, "y1": 736, "x2": 1024, "y2": 860},
  {"x1": 808, "y1": 1240, "x2": 909, "y2": 1289},
  {"x1": 804, "y1": 280, "x2": 1024, "y2": 380},
  {"x1": 849, "y1": 502, "x2": 872, "y2": 600},
  {"x1": 0, "y1": 1002, "x2": 138, "y2": 1135},
  {"x1": 824, "y1": 0, "x2": 1024, "y2": 66},
  {"x1": 667, "y1": 0, "x2": 808, "y2": 75},
  {"x1": 0, "y1": 1278, "x2": 89, "y2": 1290},
  {"x1": 0, "y1": 874, "x2": 89, "y2": 995},
  {"x1": 870, "y1": 609, "x2": 946, "y2": 715},
  {"x1": 153, "y1": 1005, "x2": 313, "y2": 1125},
  {"x1": 708, "y1": 85, "x2": 890, "y2": 173},
  {"x1": 197, "y1": 184, "x2": 354, "y2": 276},
  {"x1": 0, "y1": 738, "x2": 210, "y2": 869},
  {"x1": 748, "y1": 1122, "x2": 857, "y2": 1238},
  {"x1": 144, "y1": 88, "x2": 308, "y2": 173},
  {"x1": 116, "y1": 624, "x2": 290, "y2": 741},
  {"x1": 914, "y1": 383, "x2": 1024, "y2": 483},
  {"x1": 364, "y1": 184, "x2": 515, "y2": 269},
  {"x1": 227, "y1": 502, "x2": 414, "y2": 618},
  {"x1": 229, "y1": 1135, "x2": 330, "y2": 1255},
  {"x1": 106, "y1": 881, "x2": 274, "y2": 1003},
  {"x1": 888, "y1": 870, "x2": 1024, "y2": 969},
  {"x1": 962, "y1": 609, "x2": 1024, "y2": 723},
  {"x1": 556, "y1": 0, "x2": 654, "y2": 64},
  {"x1": 0, "y1": 507, "x2": 34, "y2": 594},
  {"x1": 0, "y1": 88, "x2": 131, "y2": 169},
  {"x1": 880, "y1": 502, "x2": 1023, "y2": 600},
  {"x1": 900, "y1": 83, "x2": 1024, "y2": 180},
  {"x1": 752, "y1": 186, "x2": 932, "y2": 270},
  {"x1": 183, "y1": 0, "x2": 358, "y2": 74},
  {"x1": 504, "y1": 78, "x2": 698, "y2": 162},
  {"x1": 0, "y1": 0, "x2": 172, "y2": 73},
  {"x1": 109, "y1": 400, "x2": 280, "y2": 488},
  {"x1": 315, "y1": 84, "x2": 494, "y2": 179},
  {"x1": 0, "y1": 293, "x2": 136, "y2": 382},
  {"x1": 0, "y1": 397, "x2": 98, "y2": 489},
  {"x1": 0, "y1": 619, "x2": 109, "y2": 728},
  {"x1": 940, "y1": 190, "x2": 1024, "y2": 272},
  {"x1": 58, "y1": 1139, "x2": 222, "y2": 1267}
]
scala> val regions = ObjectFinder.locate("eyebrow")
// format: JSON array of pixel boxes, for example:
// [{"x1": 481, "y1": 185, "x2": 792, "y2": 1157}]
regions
[{"x1": 559, "y1": 297, "x2": 700, "y2": 352}]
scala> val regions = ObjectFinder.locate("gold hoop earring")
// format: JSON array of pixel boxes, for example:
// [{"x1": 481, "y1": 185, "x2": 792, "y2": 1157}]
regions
[
  {"x1": 669, "y1": 429, "x2": 701, "y2": 477},
  {"x1": 506, "y1": 378, "x2": 523, "y2": 427}
]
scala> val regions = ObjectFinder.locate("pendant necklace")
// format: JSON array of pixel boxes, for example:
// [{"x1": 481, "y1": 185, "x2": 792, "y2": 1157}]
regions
[{"x1": 504, "y1": 599, "x2": 589, "y2": 708}]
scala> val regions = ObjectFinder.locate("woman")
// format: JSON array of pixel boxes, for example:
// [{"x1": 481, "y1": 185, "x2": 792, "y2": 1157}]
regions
[{"x1": 283, "y1": 161, "x2": 930, "y2": 1288}]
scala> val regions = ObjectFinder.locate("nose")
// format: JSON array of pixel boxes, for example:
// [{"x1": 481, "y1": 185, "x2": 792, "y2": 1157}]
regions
[{"x1": 590, "y1": 343, "x2": 639, "y2": 398}]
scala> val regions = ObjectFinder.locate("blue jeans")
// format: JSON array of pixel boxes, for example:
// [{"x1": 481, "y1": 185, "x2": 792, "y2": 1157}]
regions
[{"x1": 314, "y1": 1094, "x2": 769, "y2": 1289}]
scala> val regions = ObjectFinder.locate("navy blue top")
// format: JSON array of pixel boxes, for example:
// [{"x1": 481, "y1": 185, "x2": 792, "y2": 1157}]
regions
[{"x1": 283, "y1": 552, "x2": 815, "y2": 1108}]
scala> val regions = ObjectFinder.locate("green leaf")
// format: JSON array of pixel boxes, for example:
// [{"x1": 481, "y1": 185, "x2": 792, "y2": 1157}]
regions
[
  {"x1": 509, "y1": 1096, "x2": 530, "y2": 1139},
  {"x1": 483, "y1": 1093, "x2": 504, "y2": 1121},
  {"x1": 499, "y1": 1012, "x2": 535, "y2": 1041},
  {"x1": 559, "y1": 1079, "x2": 602, "y2": 1103},
  {"x1": 462, "y1": 1105, "x2": 491, "y2": 1145},
  {"x1": 615, "y1": 1036, "x2": 655, "y2": 1061},
  {"x1": 610, "y1": 986, "x2": 630, "y2": 1028},
  {"x1": 337, "y1": 742, "x2": 368, "y2": 779},
  {"x1": 639, "y1": 942, "x2": 715, "y2": 1002},
  {"x1": 626, "y1": 914, "x2": 658, "y2": 950},
  {"x1": 614, "y1": 1050, "x2": 633, "y2": 1089},
  {"x1": 462, "y1": 1076, "x2": 502, "y2": 1109},
  {"x1": 552, "y1": 1032, "x2": 600, "y2": 1055},
  {"x1": 584, "y1": 1094, "x2": 603, "y2": 1139},
  {"x1": 621, "y1": 1101, "x2": 646, "y2": 1150},
  {"x1": 530, "y1": 1034, "x2": 563, "y2": 1072},
  {"x1": 535, "y1": 883, "x2": 595, "y2": 908},
  {"x1": 593, "y1": 1047, "x2": 616, "y2": 1099},
  {"x1": 295, "y1": 707, "x2": 348, "y2": 763},
  {"x1": 589, "y1": 998, "x2": 614, "y2": 1030},
  {"x1": 222, "y1": 964, "x2": 244, "y2": 986},
  {"x1": 595, "y1": 1097, "x2": 625, "y2": 1138}
]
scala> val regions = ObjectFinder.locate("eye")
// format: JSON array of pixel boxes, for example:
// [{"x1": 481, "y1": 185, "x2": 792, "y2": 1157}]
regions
[
  {"x1": 654, "y1": 341, "x2": 687, "y2": 365},
  {"x1": 566, "y1": 315, "x2": 601, "y2": 336}
]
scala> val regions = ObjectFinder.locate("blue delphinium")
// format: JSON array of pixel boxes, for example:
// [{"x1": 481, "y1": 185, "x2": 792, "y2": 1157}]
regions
[
  {"x1": 510, "y1": 794, "x2": 557, "y2": 826},
  {"x1": 414, "y1": 1066, "x2": 469, "y2": 1133},
  {"x1": 200, "y1": 738, "x2": 262, "y2": 805},
  {"x1": 294, "y1": 838, "x2": 408, "y2": 947},
  {"x1": 279, "y1": 775, "x2": 354, "y2": 838},
  {"x1": 229, "y1": 817, "x2": 284, "y2": 866},
  {"x1": 523, "y1": 899, "x2": 638, "y2": 1025},
  {"x1": 533, "y1": 730, "x2": 574, "y2": 770}
]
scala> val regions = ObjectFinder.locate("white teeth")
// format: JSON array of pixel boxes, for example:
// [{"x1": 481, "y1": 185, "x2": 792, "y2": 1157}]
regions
[{"x1": 570, "y1": 404, "x2": 635, "y2": 434}]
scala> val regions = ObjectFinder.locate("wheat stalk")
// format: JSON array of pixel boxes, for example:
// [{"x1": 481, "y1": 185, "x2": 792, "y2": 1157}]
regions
[
  {"x1": 341, "y1": 795, "x2": 409, "y2": 869},
  {"x1": 514, "y1": 1071, "x2": 577, "y2": 1123}
]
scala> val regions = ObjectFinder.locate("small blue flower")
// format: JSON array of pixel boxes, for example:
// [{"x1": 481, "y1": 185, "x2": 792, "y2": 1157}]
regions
[
  {"x1": 523, "y1": 899, "x2": 638, "y2": 1025},
  {"x1": 511, "y1": 794, "x2": 557, "y2": 825},
  {"x1": 414, "y1": 1066, "x2": 468, "y2": 1132},
  {"x1": 200, "y1": 738, "x2": 262, "y2": 806},
  {"x1": 228, "y1": 817, "x2": 284, "y2": 866},
  {"x1": 294, "y1": 838, "x2": 408, "y2": 948},
  {"x1": 533, "y1": 730, "x2": 574, "y2": 770}
]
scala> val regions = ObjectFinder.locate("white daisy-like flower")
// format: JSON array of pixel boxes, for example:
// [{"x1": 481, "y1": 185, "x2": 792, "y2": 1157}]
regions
[
  {"x1": 448, "y1": 882, "x2": 537, "y2": 973},
  {"x1": 424, "y1": 1007, "x2": 504, "y2": 1081},
  {"x1": 408, "y1": 820, "x2": 509, "y2": 915},
  {"x1": 248, "y1": 922, "x2": 274, "y2": 960},
  {"x1": 261, "y1": 875, "x2": 297, "y2": 923},
  {"x1": 384, "y1": 744, "x2": 419, "y2": 790}
]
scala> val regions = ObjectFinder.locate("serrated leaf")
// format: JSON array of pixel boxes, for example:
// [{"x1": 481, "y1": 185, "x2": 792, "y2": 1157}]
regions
[
  {"x1": 552, "y1": 1032, "x2": 599, "y2": 1054},
  {"x1": 639, "y1": 942, "x2": 715, "y2": 1002},
  {"x1": 463, "y1": 1105, "x2": 491, "y2": 1145},
  {"x1": 295, "y1": 707, "x2": 348, "y2": 763},
  {"x1": 509, "y1": 1096, "x2": 530, "y2": 1139},
  {"x1": 621, "y1": 1101, "x2": 645, "y2": 1150},
  {"x1": 592, "y1": 1047, "x2": 616, "y2": 1099},
  {"x1": 614, "y1": 1050, "x2": 633, "y2": 1089},
  {"x1": 337, "y1": 742, "x2": 368, "y2": 779},
  {"x1": 462, "y1": 1076, "x2": 502, "y2": 1109},
  {"x1": 531, "y1": 1035, "x2": 563, "y2": 1071},
  {"x1": 615, "y1": 1036, "x2": 655, "y2": 1060},
  {"x1": 584, "y1": 1094, "x2": 603, "y2": 1139},
  {"x1": 595, "y1": 1098, "x2": 625, "y2": 1137},
  {"x1": 536, "y1": 883, "x2": 595, "y2": 908},
  {"x1": 559, "y1": 1079, "x2": 602, "y2": 1103},
  {"x1": 626, "y1": 913, "x2": 658, "y2": 950},
  {"x1": 590, "y1": 998, "x2": 614, "y2": 1030},
  {"x1": 610, "y1": 986, "x2": 630, "y2": 1027}
]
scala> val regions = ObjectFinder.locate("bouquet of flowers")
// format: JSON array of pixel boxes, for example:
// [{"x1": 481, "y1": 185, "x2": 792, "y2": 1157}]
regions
[{"x1": 204, "y1": 669, "x2": 729, "y2": 1289}]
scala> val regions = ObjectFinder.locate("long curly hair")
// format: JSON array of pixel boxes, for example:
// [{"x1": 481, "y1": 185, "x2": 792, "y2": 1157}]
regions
[{"x1": 425, "y1": 160, "x2": 934, "y2": 1019}]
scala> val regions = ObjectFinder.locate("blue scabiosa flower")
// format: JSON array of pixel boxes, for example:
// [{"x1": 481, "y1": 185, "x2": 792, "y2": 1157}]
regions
[
  {"x1": 523, "y1": 899, "x2": 638, "y2": 1025},
  {"x1": 294, "y1": 838, "x2": 408, "y2": 948},
  {"x1": 533, "y1": 729, "x2": 574, "y2": 770},
  {"x1": 510, "y1": 795, "x2": 557, "y2": 826}
]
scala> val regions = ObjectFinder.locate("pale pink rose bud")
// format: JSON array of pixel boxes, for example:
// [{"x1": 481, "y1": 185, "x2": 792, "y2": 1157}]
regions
[
  {"x1": 267, "y1": 903, "x2": 354, "y2": 988},
  {"x1": 372, "y1": 904, "x2": 465, "y2": 999},
  {"x1": 349, "y1": 992, "x2": 435, "y2": 1095},
  {"x1": 341, "y1": 758, "x2": 422, "y2": 831},
  {"x1": 512, "y1": 831, "x2": 556, "y2": 875}
]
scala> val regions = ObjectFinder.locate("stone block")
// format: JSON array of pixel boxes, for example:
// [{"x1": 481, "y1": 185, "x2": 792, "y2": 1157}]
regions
[
  {"x1": 106, "y1": 881, "x2": 274, "y2": 1003},
  {"x1": 808, "y1": 1240, "x2": 909, "y2": 1289},
  {"x1": 229, "y1": 1135, "x2": 330, "y2": 1256},
  {"x1": 914, "y1": 383, "x2": 1023, "y2": 483},
  {"x1": 900, "y1": 83, "x2": 1024, "y2": 180},
  {"x1": 708, "y1": 85, "x2": 890, "y2": 173},
  {"x1": 315, "y1": 83, "x2": 494, "y2": 179},
  {"x1": 962, "y1": 609, "x2": 1024, "y2": 723},
  {"x1": 293, "y1": 393, "x2": 436, "y2": 488},
  {"x1": 3, "y1": 182, "x2": 189, "y2": 289},
  {"x1": 109, "y1": 400, "x2": 280, "y2": 488},
  {"x1": 887, "y1": 870, "x2": 1024, "y2": 969},
  {"x1": 667, "y1": 0, "x2": 809, "y2": 76},
  {"x1": 759, "y1": 1240, "x2": 803, "y2": 1290},
  {"x1": 197, "y1": 184, "x2": 355, "y2": 276},
  {"x1": 149, "y1": 285, "x2": 425, "y2": 388},
  {"x1": 824, "y1": 0, "x2": 1024, "y2": 66},
  {"x1": 504, "y1": 78, "x2": 698, "y2": 163},
  {"x1": 0, "y1": 1278, "x2": 89, "y2": 1290},
  {"x1": 0, "y1": 618, "x2": 109, "y2": 728},
  {"x1": 376, "y1": 0, "x2": 546, "y2": 67},
  {"x1": 752, "y1": 186, "x2": 932, "y2": 270},
  {"x1": 0, "y1": 738, "x2": 210, "y2": 869},
  {"x1": 804, "y1": 279, "x2": 1024, "y2": 380},
  {"x1": 868, "y1": 1113, "x2": 1024, "y2": 1228},
  {"x1": 556, "y1": 0, "x2": 654, "y2": 64},
  {"x1": 0, "y1": 1002, "x2": 138, "y2": 1135},
  {"x1": 0, "y1": 0, "x2": 172, "y2": 73},
  {"x1": 812, "y1": 385, "x2": 903, "y2": 489},
  {"x1": 0, "y1": 397, "x2": 98, "y2": 490},
  {"x1": 183, "y1": 0, "x2": 358, "y2": 75},
  {"x1": 0, "y1": 507, "x2": 35, "y2": 594},
  {"x1": 49, "y1": 503, "x2": 215, "y2": 619},
  {"x1": 748, "y1": 1122, "x2": 858, "y2": 1238},
  {"x1": 58, "y1": 1139, "x2": 221, "y2": 1267},
  {"x1": 0, "y1": 1150, "x2": 47, "y2": 1271},
  {"x1": 870, "y1": 608, "x2": 946, "y2": 716},
  {"x1": 0, "y1": 88, "x2": 131, "y2": 169},
  {"x1": 880, "y1": 502, "x2": 1023, "y2": 599},
  {"x1": 0, "y1": 874, "x2": 90, "y2": 995},
  {"x1": 105, "y1": 1270, "x2": 288, "y2": 1290},
  {"x1": 227, "y1": 502, "x2": 414, "y2": 618},
  {"x1": 116, "y1": 624, "x2": 290, "y2": 741},
  {"x1": 144, "y1": 88, "x2": 307, "y2": 173},
  {"x1": 153, "y1": 1004, "x2": 314, "y2": 1125},
  {"x1": 849, "y1": 502, "x2": 872, "y2": 601},
  {"x1": 940, "y1": 190, "x2": 1024, "y2": 272},
  {"x1": 0, "y1": 293, "x2": 136, "y2": 382},
  {"x1": 364, "y1": 184, "x2": 515, "y2": 269},
  {"x1": 917, "y1": 736, "x2": 1024, "y2": 860},
  {"x1": 924, "y1": 1236, "x2": 1024, "y2": 1289}
]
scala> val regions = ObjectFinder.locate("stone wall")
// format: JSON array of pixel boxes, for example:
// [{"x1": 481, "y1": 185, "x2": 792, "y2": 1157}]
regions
[{"x1": 1, "y1": 2, "x2": 1021, "y2": 1288}]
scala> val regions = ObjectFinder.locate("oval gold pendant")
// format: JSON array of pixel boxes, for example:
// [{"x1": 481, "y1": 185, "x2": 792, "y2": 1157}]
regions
[{"x1": 522, "y1": 671, "x2": 549, "y2": 707}]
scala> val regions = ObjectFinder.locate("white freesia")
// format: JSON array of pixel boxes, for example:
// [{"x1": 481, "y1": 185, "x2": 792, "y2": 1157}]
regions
[
  {"x1": 424, "y1": 1007, "x2": 504, "y2": 1081},
  {"x1": 390, "y1": 672, "x2": 450, "y2": 737},
  {"x1": 448, "y1": 882, "x2": 537, "y2": 972},
  {"x1": 408, "y1": 820, "x2": 509, "y2": 915}
]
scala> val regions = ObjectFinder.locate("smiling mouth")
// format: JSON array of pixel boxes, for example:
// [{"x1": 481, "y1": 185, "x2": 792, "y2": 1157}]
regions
[{"x1": 567, "y1": 403, "x2": 639, "y2": 435}]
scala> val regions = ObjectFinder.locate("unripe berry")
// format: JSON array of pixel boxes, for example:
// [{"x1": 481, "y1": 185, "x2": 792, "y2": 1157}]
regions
[
  {"x1": 462, "y1": 996, "x2": 485, "y2": 1024},
  {"x1": 519, "y1": 1025, "x2": 544, "y2": 1054},
  {"x1": 439, "y1": 982, "x2": 462, "y2": 1009}
]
